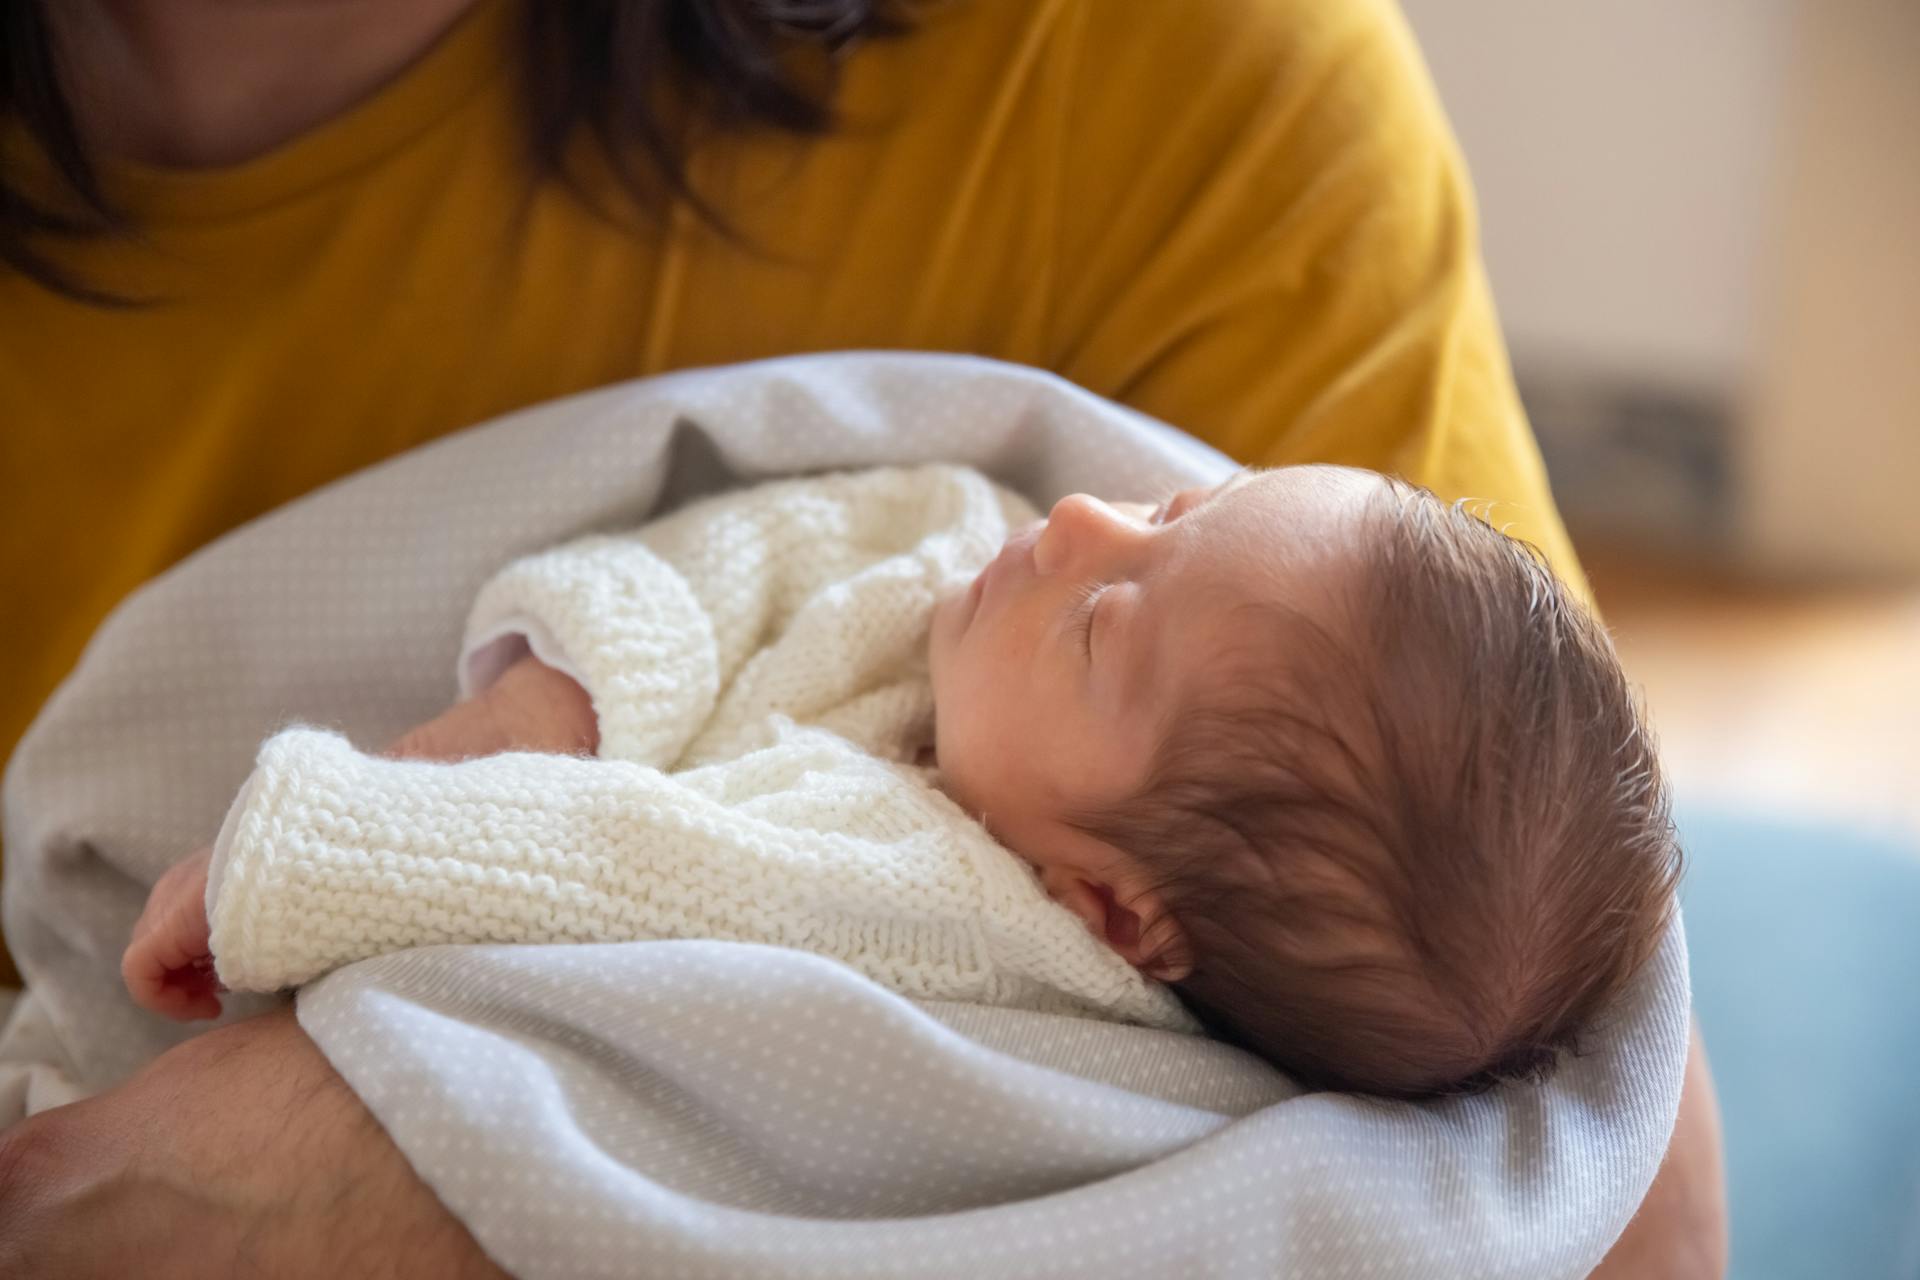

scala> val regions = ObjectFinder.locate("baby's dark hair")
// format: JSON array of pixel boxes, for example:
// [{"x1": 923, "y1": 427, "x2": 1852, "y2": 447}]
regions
[{"x1": 1074, "y1": 475, "x2": 1680, "y2": 1099}]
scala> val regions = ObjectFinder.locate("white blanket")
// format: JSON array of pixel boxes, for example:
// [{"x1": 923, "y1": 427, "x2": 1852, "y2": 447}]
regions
[{"x1": 0, "y1": 352, "x2": 1690, "y2": 1278}]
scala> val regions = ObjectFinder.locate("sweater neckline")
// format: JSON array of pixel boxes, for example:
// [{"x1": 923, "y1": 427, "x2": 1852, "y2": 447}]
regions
[{"x1": 4, "y1": 0, "x2": 517, "y2": 225}]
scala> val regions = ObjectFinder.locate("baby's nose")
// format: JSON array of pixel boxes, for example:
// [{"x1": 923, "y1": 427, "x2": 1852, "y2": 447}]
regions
[
  {"x1": 1046, "y1": 492, "x2": 1108, "y2": 528},
  {"x1": 1035, "y1": 494, "x2": 1137, "y2": 575}
]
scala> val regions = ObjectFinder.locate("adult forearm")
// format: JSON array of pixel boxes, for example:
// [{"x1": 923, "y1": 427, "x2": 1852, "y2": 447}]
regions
[
  {"x1": 0, "y1": 1006, "x2": 509, "y2": 1280},
  {"x1": 1590, "y1": 1020, "x2": 1729, "y2": 1279}
]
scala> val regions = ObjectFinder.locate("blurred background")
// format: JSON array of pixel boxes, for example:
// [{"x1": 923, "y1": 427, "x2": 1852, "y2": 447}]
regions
[{"x1": 1400, "y1": 1, "x2": 1920, "y2": 1276}]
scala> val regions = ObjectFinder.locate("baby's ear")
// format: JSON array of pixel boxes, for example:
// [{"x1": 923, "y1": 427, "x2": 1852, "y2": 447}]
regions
[
  {"x1": 1137, "y1": 943, "x2": 1192, "y2": 984},
  {"x1": 1040, "y1": 868, "x2": 1191, "y2": 981},
  {"x1": 1134, "y1": 911, "x2": 1194, "y2": 984}
]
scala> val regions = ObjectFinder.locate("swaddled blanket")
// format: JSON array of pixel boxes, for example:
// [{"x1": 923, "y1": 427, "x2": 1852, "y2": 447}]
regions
[{"x1": 1, "y1": 353, "x2": 1691, "y2": 1278}]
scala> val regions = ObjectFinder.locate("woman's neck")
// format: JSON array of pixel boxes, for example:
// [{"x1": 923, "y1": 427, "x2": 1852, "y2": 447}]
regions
[{"x1": 48, "y1": 0, "x2": 485, "y2": 168}]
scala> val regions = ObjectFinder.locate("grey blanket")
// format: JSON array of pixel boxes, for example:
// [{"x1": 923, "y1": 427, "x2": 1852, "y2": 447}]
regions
[{"x1": 1, "y1": 353, "x2": 1690, "y2": 1277}]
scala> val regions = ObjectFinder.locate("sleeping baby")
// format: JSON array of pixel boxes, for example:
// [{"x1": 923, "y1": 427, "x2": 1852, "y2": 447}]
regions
[{"x1": 123, "y1": 463, "x2": 1679, "y2": 1099}]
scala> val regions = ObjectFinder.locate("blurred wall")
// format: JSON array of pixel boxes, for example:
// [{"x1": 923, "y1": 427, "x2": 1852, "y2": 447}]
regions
[
  {"x1": 1745, "y1": 0, "x2": 1920, "y2": 578},
  {"x1": 1399, "y1": 0, "x2": 1794, "y2": 387},
  {"x1": 1399, "y1": 0, "x2": 1920, "y2": 577}
]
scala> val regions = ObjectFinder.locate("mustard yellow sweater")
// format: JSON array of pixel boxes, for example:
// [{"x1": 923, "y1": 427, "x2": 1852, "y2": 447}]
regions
[{"x1": 0, "y1": 0, "x2": 1576, "y2": 982}]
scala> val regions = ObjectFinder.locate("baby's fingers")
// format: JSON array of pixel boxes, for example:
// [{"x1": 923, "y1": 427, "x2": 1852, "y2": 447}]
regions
[
  {"x1": 122, "y1": 943, "x2": 223, "y2": 1021},
  {"x1": 158, "y1": 959, "x2": 225, "y2": 1021},
  {"x1": 123, "y1": 907, "x2": 217, "y2": 1022}
]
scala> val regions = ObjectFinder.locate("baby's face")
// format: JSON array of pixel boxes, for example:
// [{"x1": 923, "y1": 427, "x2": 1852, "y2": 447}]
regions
[{"x1": 928, "y1": 465, "x2": 1380, "y2": 876}]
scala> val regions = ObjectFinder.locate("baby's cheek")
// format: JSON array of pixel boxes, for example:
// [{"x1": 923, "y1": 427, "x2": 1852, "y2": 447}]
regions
[{"x1": 935, "y1": 702, "x2": 1015, "y2": 815}]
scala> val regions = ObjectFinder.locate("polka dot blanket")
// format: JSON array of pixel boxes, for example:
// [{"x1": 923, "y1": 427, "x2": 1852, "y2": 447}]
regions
[{"x1": 0, "y1": 353, "x2": 1690, "y2": 1277}]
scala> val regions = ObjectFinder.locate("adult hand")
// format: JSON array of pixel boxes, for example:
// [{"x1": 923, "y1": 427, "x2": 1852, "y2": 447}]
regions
[{"x1": 0, "y1": 1005, "x2": 510, "y2": 1280}]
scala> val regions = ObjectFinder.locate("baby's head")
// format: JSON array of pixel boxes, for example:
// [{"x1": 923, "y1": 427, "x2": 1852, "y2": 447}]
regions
[{"x1": 928, "y1": 465, "x2": 1679, "y2": 1098}]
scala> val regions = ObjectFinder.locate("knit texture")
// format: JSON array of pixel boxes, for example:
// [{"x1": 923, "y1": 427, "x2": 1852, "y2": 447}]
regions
[{"x1": 206, "y1": 466, "x2": 1196, "y2": 1034}]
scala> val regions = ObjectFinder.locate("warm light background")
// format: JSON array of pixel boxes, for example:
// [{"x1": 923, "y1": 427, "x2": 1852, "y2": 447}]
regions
[{"x1": 1403, "y1": 0, "x2": 1920, "y2": 843}]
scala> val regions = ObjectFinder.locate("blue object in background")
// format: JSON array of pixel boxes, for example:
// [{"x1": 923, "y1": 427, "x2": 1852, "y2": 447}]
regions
[{"x1": 1679, "y1": 809, "x2": 1920, "y2": 1280}]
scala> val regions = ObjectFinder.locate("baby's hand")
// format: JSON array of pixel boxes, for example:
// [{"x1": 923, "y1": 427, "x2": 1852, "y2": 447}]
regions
[
  {"x1": 119, "y1": 656, "x2": 593, "y2": 1022},
  {"x1": 122, "y1": 845, "x2": 220, "y2": 1021},
  {"x1": 384, "y1": 653, "x2": 598, "y2": 761}
]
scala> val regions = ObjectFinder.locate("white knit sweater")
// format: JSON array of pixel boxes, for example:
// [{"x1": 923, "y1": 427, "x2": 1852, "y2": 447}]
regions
[{"x1": 205, "y1": 465, "x2": 1197, "y2": 1034}]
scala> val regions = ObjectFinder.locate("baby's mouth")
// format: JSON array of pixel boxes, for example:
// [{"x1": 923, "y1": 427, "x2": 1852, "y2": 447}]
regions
[
  {"x1": 931, "y1": 567, "x2": 988, "y2": 639},
  {"x1": 956, "y1": 521, "x2": 1044, "y2": 633}
]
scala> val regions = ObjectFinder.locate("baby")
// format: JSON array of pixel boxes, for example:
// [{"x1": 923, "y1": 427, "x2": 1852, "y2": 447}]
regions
[{"x1": 124, "y1": 463, "x2": 1678, "y2": 1099}]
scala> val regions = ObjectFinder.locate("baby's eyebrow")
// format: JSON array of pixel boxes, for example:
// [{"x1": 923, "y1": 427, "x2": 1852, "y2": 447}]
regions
[
  {"x1": 1178, "y1": 468, "x2": 1255, "y2": 517},
  {"x1": 1211, "y1": 469, "x2": 1258, "y2": 503}
]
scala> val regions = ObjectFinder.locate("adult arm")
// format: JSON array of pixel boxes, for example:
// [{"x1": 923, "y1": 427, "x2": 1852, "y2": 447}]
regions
[
  {"x1": 25, "y1": 654, "x2": 595, "y2": 1275},
  {"x1": 1591, "y1": 1026, "x2": 1729, "y2": 1278},
  {"x1": 0, "y1": 1005, "x2": 509, "y2": 1280}
]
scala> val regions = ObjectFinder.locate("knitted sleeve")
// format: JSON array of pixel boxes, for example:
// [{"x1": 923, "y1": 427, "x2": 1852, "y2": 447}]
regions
[
  {"x1": 202, "y1": 725, "x2": 992, "y2": 996},
  {"x1": 455, "y1": 466, "x2": 1028, "y2": 767},
  {"x1": 459, "y1": 533, "x2": 719, "y2": 767}
]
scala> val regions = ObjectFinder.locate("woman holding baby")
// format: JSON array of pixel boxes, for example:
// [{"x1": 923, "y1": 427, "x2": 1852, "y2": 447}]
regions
[{"x1": 0, "y1": 0, "x2": 1724, "y2": 1274}]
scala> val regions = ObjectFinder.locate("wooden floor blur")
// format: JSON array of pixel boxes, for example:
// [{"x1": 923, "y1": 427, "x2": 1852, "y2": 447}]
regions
[{"x1": 1585, "y1": 548, "x2": 1920, "y2": 845}]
